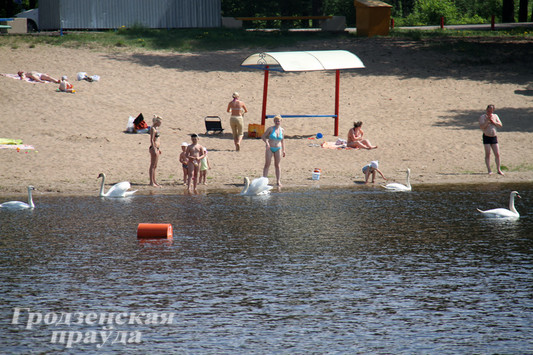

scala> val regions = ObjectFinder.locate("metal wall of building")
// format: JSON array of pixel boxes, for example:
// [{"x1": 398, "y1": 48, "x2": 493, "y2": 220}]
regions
[{"x1": 39, "y1": 0, "x2": 221, "y2": 30}]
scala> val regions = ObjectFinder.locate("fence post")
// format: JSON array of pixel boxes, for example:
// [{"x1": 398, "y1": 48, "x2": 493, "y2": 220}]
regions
[
  {"x1": 390, "y1": 18, "x2": 394, "y2": 29},
  {"x1": 491, "y1": 15, "x2": 495, "y2": 30},
  {"x1": 440, "y1": 17, "x2": 444, "y2": 29}
]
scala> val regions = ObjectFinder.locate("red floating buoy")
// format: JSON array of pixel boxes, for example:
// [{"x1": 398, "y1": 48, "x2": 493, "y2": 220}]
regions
[{"x1": 137, "y1": 223, "x2": 173, "y2": 239}]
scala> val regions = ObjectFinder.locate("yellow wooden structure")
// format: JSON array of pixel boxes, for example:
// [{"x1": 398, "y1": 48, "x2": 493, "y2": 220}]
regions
[{"x1": 354, "y1": 0, "x2": 392, "y2": 37}]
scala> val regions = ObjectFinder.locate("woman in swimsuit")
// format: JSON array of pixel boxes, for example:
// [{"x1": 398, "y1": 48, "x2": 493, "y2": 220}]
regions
[
  {"x1": 347, "y1": 121, "x2": 377, "y2": 149},
  {"x1": 226, "y1": 92, "x2": 248, "y2": 151},
  {"x1": 149, "y1": 115, "x2": 163, "y2": 187},
  {"x1": 18, "y1": 71, "x2": 59, "y2": 83},
  {"x1": 261, "y1": 115, "x2": 286, "y2": 187}
]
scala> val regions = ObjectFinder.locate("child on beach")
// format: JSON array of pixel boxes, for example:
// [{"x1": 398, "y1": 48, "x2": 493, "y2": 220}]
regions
[
  {"x1": 362, "y1": 160, "x2": 387, "y2": 184},
  {"x1": 199, "y1": 148, "x2": 211, "y2": 185},
  {"x1": 179, "y1": 142, "x2": 189, "y2": 185},
  {"x1": 185, "y1": 134, "x2": 206, "y2": 193},
  {"x1": 58, "y1": 76, "x2": 74, "y2": 92}
]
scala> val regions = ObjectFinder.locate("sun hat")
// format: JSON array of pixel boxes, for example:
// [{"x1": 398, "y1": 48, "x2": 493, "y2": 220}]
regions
[
  {"x1": 181, "y1": 142, "x2": 188, "y2": 147},
  {"x1": 370, "y1": 161, "x2": 379, "y2": 169},
  {"x1": 61, "y1": 75, "x2": 67, "y2": 80}
]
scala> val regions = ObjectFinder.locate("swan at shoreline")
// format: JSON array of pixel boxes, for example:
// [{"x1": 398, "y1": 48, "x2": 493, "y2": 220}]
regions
[
  {"x1": 98, "y1": 173, "x2": 137, "y2": 198},
  {"x1": 477, "y1": 191, "x2": 521, "y2": 219},
  {"x1": 0, "y1": 186, "x2": 35, "y2": 210},
  {"x1": 384, "y1": 168, "x2": 411, "y2": 191},
  {"x1": 240, "y1": 177, "x2": 272, "y2": 196}
]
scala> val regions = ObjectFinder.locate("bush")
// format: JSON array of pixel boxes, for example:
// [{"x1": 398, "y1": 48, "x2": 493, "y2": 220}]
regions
[{"x1": 406, "y1": 0, "x2": 460, "y2": 25}]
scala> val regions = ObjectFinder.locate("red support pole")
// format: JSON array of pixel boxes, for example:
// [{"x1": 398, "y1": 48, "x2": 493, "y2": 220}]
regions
[
  {"x1": 491, "y1": 15, "x2": 495, "y2": 30},
  {"x1": 261, "y1": 67, "x2": 269, "y2": 126},
  {"x1": 391, "y1": 18, "x2": 394, "y2": 29},
  {"x1": 440, "y1": 17, "x2": 444, "y2": 29},
  {"x1": 334, "y1": 69, "x2": 340, "y2": 136}
]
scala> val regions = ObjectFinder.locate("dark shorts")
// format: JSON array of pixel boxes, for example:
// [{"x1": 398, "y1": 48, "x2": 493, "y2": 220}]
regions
[{"x1": 483, "y1": 134, "x2": 498, "y2": 145}]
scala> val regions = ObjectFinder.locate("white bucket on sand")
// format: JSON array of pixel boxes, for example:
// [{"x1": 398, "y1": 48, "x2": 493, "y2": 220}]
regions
[{"x1": 312, "y1": 172, "x2": 321, "y2": 180}]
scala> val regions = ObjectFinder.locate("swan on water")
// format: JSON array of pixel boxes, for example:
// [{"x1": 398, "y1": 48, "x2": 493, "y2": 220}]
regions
[
  {"x1": 384, "y1": 168, "x2": 411, "y2": 191},
  {"x1": 98, "y1": 173, "x2": 137, "y2": 198},
  {"x1": 477, "y1": 191, "x2": 521, "y2": 219},
  {"x1": 240, "y1": 177, "x2": 272, "y2": 196},
  {"x1": 0, "y1": 186, "x2": 35, "y2": 210}
]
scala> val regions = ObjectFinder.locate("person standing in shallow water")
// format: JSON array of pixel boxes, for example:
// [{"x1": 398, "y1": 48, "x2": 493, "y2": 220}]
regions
[
  {"x1": 186, "y1": 134, "x2": 206, "y2": 193},
  {"x1": 227, "y1": 92, "x2": 248, "y2": 151},
  {"x1": 479, "y1": 104, "x2": 504, "y2": 175},
  {"x1": 149, "y1": 115, "x2": 163, "y2": 187},
  {"x1": 261, "y1": 115, "x2": 286, "y2": 187}
]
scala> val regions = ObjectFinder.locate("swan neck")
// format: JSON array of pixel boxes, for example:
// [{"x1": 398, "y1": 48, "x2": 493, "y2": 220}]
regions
[
  {"x1": 510, "y1": 195, "x2": 517, "y2": 213},
  {"x1": 28, "y1": 188, "x2": 34, "y2": 209},
  {"x1": 99, "y1": 175, "x2": 106, "y2": 196},
  {"x1": 241, "y1": 179, "x2": 250, "y2": 195}
]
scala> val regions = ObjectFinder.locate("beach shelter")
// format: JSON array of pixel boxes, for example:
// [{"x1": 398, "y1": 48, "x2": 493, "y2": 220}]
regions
[{"x1": 240, "y1": 50, "x2": 365, "y2": 136}]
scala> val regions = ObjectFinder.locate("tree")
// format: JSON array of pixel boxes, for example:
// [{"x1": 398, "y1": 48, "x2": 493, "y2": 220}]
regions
[
  {"x1": 518, "y1": 0, "x2": 528, "y2": 22},
  {"x1": 502, "y1": 0, "x2": 515, "y2": 22},
  {"x1": 311, "y1": 0, "x2": 323, "y2": 27}
]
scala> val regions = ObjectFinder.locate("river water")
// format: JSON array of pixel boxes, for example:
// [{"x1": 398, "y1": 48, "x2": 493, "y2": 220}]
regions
[{"x1": 1, "y1": 183, "x2": 532, "y2": 354}]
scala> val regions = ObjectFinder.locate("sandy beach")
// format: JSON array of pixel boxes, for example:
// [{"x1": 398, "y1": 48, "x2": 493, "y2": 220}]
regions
[{"x1": 1, "y1": 36, "x2": 532, "y2": 196}]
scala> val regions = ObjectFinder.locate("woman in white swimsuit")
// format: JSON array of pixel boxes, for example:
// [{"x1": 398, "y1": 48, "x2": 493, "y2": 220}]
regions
[{"x1": 18, "y1": 71, "x2": 59, "y2": 83}]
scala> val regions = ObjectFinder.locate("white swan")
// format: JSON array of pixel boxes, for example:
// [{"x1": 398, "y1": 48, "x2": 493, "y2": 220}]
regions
[
  {"x1": 384, "y1": 168, "x2": 411, "y2": 191},
  {"x1": 240, "y1": 177, "x2": 273, "y2": 196},
  {"x1": 477, "y1": 191, "x2": 521, "y2": 219},
  {"x1": 98, "y1": 173, "x2": 137, "y2": 198},
  {"x1": 0, "y1": 186, "x2": 35, "y2": 210}
]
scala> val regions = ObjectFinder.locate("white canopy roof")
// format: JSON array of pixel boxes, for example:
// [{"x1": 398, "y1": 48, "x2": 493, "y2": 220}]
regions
[{"x1": 240, "y1": 50, "x2": 365, "y2": 72}]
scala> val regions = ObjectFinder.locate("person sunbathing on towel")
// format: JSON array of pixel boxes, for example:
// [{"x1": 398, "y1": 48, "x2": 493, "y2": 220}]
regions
[
  {"x1": 18, "y1": 71, "x2": 59, "y2": 83},
  {"x1": 347, "y1": 121, "x2": 377, "y2": 149}
]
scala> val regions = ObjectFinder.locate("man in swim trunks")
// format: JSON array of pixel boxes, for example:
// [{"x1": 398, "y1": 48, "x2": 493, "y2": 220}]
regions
[
  {"x1": 261, "y1": 115, "x2": 286, "y2": 187},
  {"x1": 479, "y1": 104, "x2": 504, "y2": 175},
  {"x1": 227, "y1": 92, "x2": 248, "y2": 151},
  {"x1": 186, "y1": 134, "x2": 206, "y2": 193}
]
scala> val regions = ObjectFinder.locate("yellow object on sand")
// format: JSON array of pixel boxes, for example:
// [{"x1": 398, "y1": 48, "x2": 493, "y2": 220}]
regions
[{"x1": 0, "y1": 138, "x2": 23, "y2": 145}]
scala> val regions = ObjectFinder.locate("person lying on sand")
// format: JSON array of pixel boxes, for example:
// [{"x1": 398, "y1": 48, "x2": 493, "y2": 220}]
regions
[{"x1": 18, "y1": 71, "x2": 59, "y2": 83}]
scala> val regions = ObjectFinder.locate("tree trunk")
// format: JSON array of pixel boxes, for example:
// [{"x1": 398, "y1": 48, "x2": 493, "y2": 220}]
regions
[
  {"x1": 518, "y1": 0, "x2": 528, "y2": 22},
  {"x1": 502, "y1": 0, "x2": 515, "y2": 23},
  {"x1": 311, "y1": 0, "x2": 323, "y2": 27}
]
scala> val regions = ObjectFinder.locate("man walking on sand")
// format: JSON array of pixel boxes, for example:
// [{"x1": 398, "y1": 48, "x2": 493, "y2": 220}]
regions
[{"x1": 479, "y1": 104, "x2": 504, "y2": 175}]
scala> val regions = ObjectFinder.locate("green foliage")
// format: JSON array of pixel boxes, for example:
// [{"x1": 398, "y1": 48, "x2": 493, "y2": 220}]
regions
[
  {"x1": 390, "y1": 26, "x2": 533, "y2": 40},
  {"x1": 0, "y1": 28, "x2": 344, "y2": 52},
  {"x1": 403, "y1": 0, "x2": 460, "y2": 25},
  {"x1": 0, "y1": 0, "x2": 38, "y2": 17},
  {"x1": 323, "y1": 0, "x2": 356, "y2": 26},
  {"x1": 392, "y1": 0, "x2": 504, "y2": 26},
  {"x1": 222, "y1": 0, "x2": 356, "y2": 27}
]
